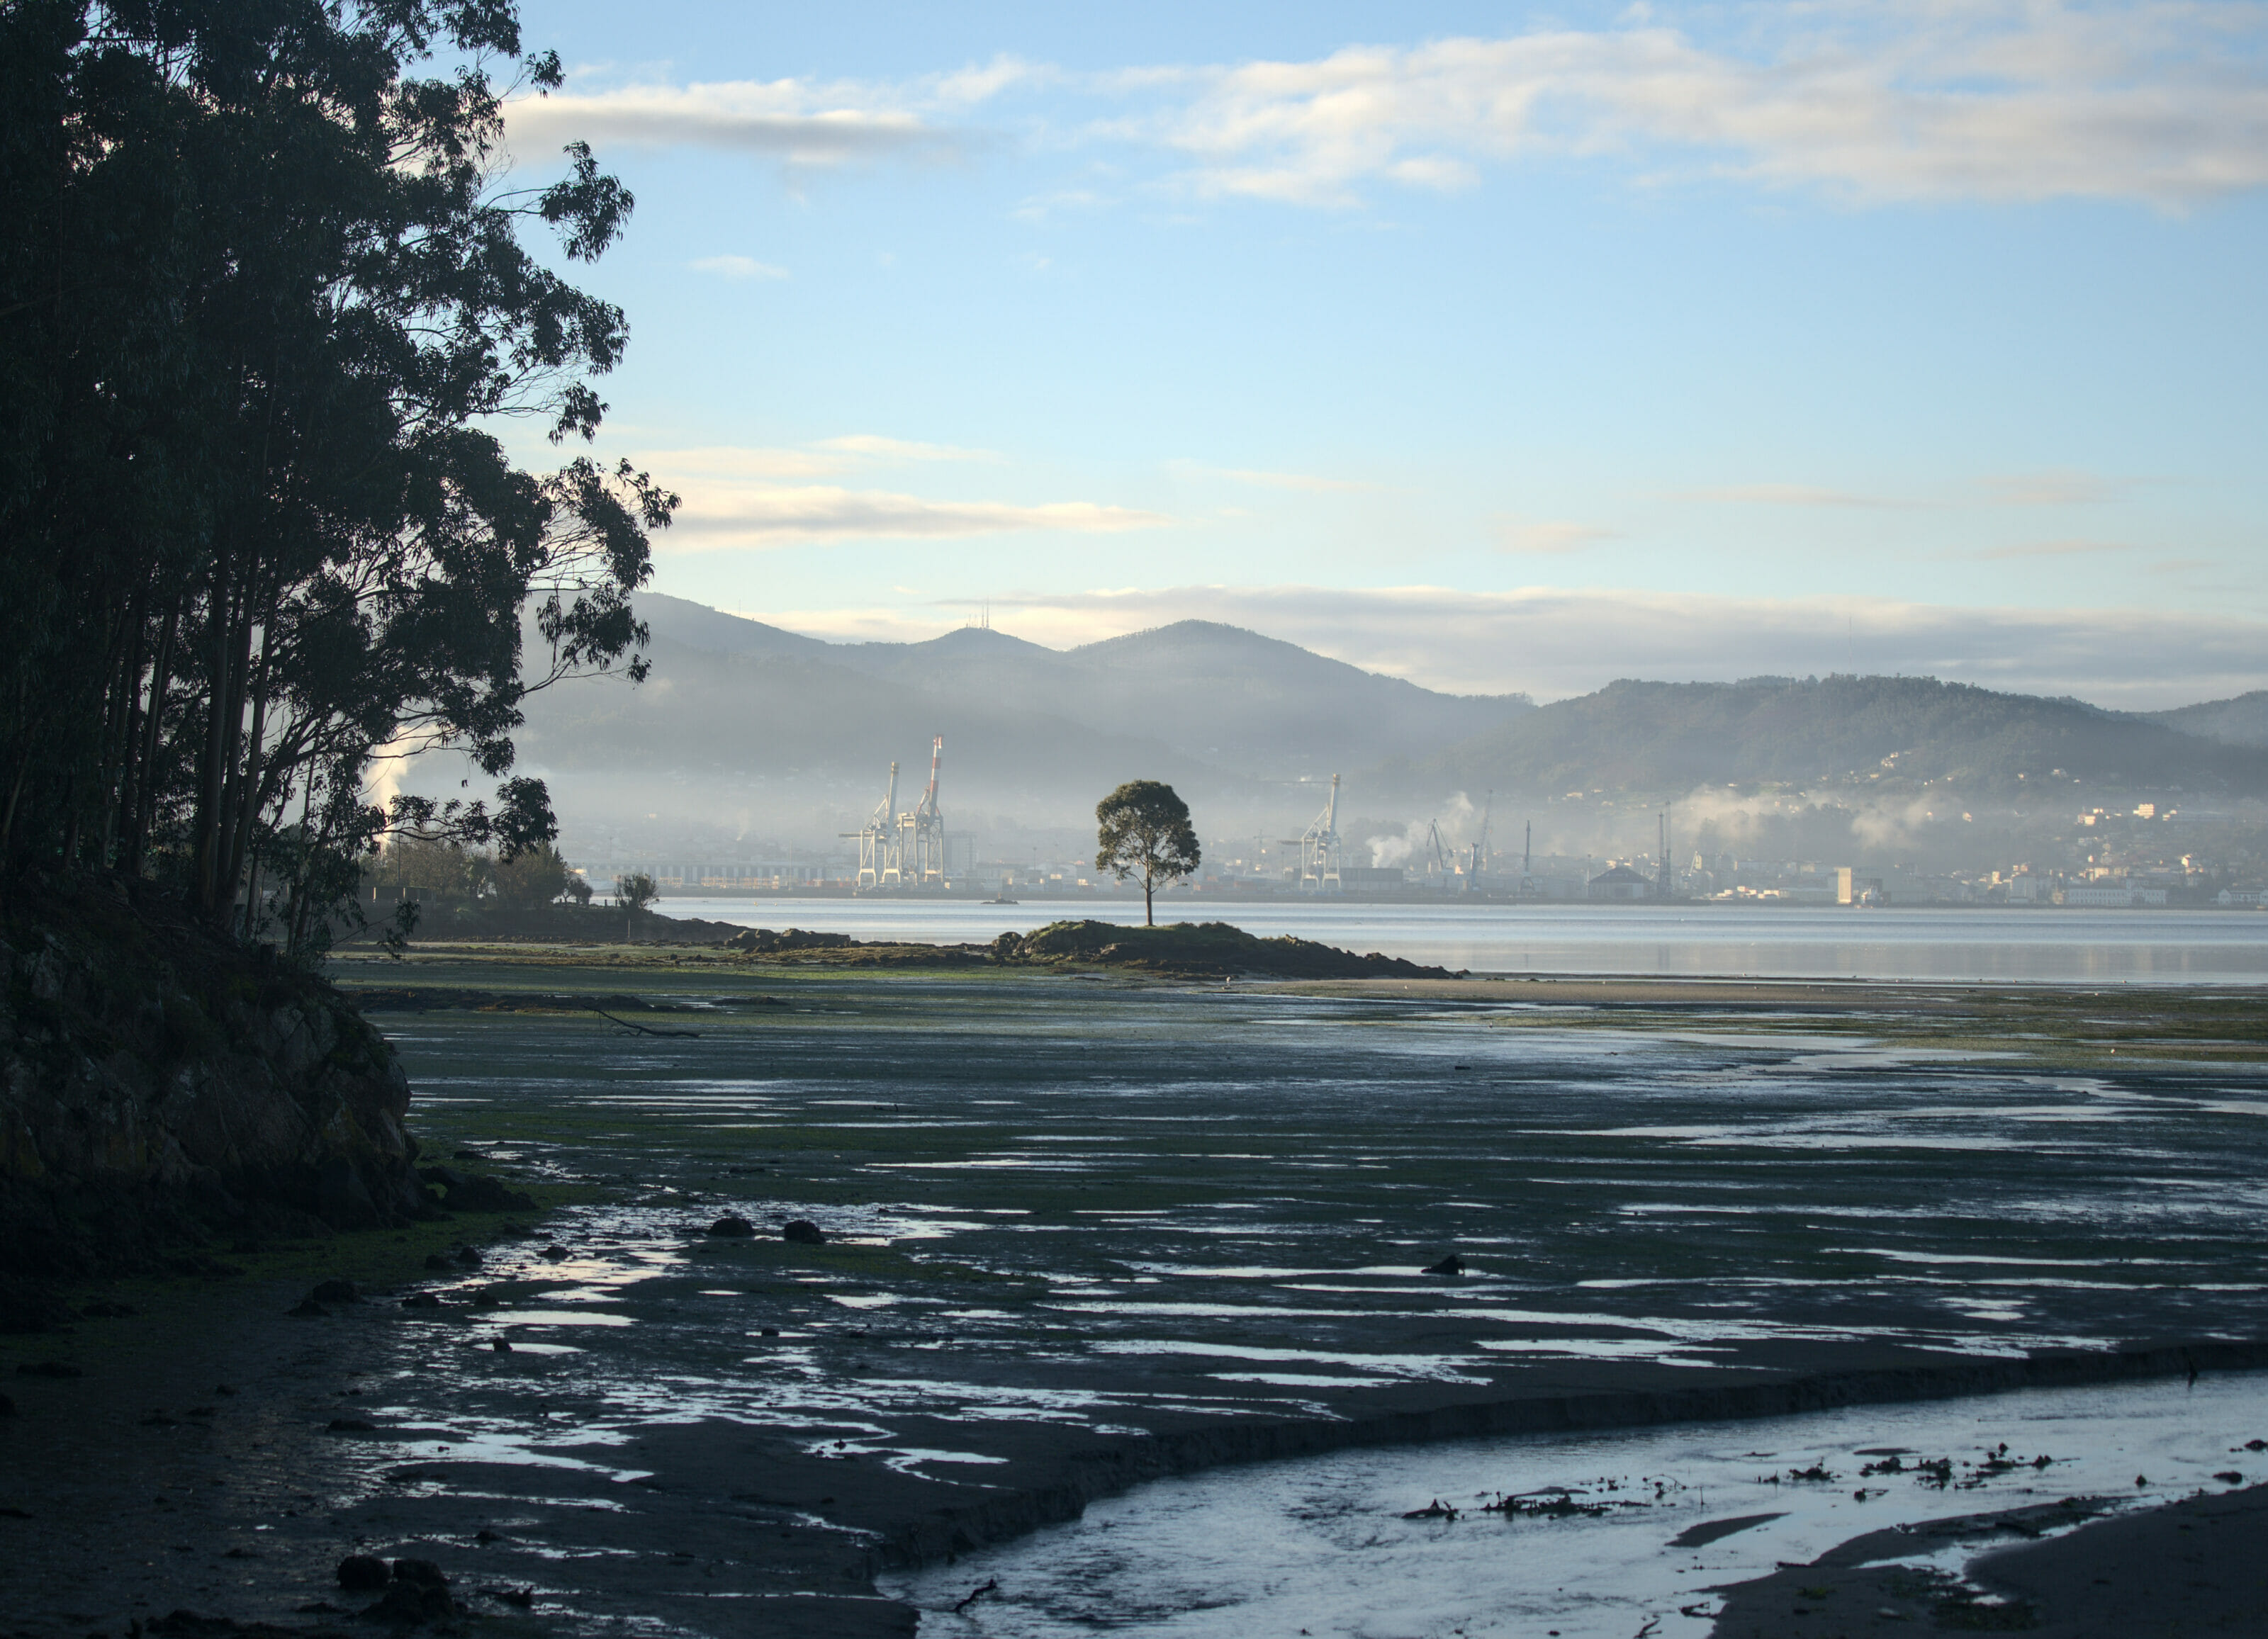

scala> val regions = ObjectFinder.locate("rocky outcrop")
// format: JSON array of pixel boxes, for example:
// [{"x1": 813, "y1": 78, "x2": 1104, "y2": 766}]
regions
[
  {"x1": 1, "y1": 877, "x2": 423, "y2": 1291},
  {"x1": 1001, "y1": 920, "x2": 1456, "y2": 980}
]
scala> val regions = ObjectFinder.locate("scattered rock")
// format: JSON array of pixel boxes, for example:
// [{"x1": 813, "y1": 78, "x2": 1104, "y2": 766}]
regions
[
  {"x1": 782, "y1": 1219, "x2": 827, "y2": 1246},
  {"x1": 309, "y1": 1279, "x2": 360, "y2": 1305},
  {"x1": 287, "y1": 1298, "x2": 327, "y2": 1318},
  {"x1": 400, "y1": 1292, "x2": 444, "y2": 1309},
  {"x1": 422, "y1": 1254, "x2": 456, "y2": 1271},
  {"x1": 16, "y1": 1360, "x2": 82, "y2": 1378},
  {"x1": 490, "y1": 1338, "x2": 513, "y2": 1353},
  {"x1": 360, "y1": 1558, "x2": 456, "y2": 1623},
  {"x1": 479, "y1": 1586, "x2": 534, "y2": 1608},
  {"x1": 452, "y1": 1244, "x2": 483, "y2": 1267},
  {"x1": 214, "y1": 1383, "x2": 237, "y2": 1395},
  {"x1": 1422, "y1": 1254, "x2": 1466, "y2": 1275},
  {"x1": 337, "y1": 1554, "x2": 391, "y2": 1591},
  {"x1": 539, "y1": 1244, "x2": 568, "y2": 1260},
  {"x1": 708, "y1": 1215, "x2": 756, "y2": 1237},
  {"x1": 325, "y1": 1417, "x2": 378, "y2": 1434}
]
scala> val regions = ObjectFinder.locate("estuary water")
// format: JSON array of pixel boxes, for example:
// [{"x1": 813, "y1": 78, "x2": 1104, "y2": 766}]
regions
[
  {"x1": 887, "y1": 1372, "x2": 2268, "y2": 1639},
  {"x1": 652, "y1": 898, "x2": 2268, "y2": 984}
]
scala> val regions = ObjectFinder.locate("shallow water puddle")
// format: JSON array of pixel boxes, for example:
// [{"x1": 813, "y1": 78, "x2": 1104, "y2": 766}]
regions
[{"x1": 889, "y1": 1373, "x2": 2268, "y2": 1638}]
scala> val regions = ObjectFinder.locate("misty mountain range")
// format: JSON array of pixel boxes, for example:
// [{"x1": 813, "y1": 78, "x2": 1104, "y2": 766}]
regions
[{"x1": 503, "y1": 594, "x2": 2268, "y2": 840}]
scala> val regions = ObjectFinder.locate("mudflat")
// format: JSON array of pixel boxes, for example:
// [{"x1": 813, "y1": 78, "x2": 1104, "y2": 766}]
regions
[
  {"x1": 4, "y1": 950, "x2": 2264, "y2": 1635},
  {"x1": 1709, "y1": 1482, "x2": 2268, "y2": 1637}
]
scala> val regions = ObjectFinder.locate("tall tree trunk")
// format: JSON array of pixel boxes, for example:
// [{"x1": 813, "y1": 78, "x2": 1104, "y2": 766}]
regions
[
  {"x1": 124, "y1": 594, "x2": 179, "y2": 877},
  {"x1": 218, "y1": 607, "x2": 276, "y2": 920}
]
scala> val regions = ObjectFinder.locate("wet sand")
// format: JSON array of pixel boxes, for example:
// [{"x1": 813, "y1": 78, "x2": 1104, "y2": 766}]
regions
[
  {"x1": 1708, "y1": 1480, "x2": 2268, "y2": 1637},
  {"x1": 4, "y1": 956, "x2": 2264, "y2": 1635}
]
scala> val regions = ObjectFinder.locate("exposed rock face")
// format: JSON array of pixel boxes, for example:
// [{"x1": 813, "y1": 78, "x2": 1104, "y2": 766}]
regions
[{"x1": 1, "y1": 878, "x2": 422, "y2": 1284}]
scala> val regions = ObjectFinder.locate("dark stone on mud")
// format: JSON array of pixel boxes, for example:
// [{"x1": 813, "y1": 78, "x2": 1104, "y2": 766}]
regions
[
  {"x1": 288, "y1": 1297, "x2": 327, "y2": 1317},
  {"x1": 337, "y1": 1553, "x2": 391, "y2": 1591},
  {"x1": 325, "y1": 1417, "x2": 378, "y2": 1434},
  {"x1": 450, "y1": 1176, "x2": 536, "y2": 1212},
  {"x1": 452, "y1": 1244, "x2": 482, "y2": 1266},
  {"x1": 490, "y1": 1338, "x2": 513, "y2": 1353},
  {"x1": 310, "y1": 1278, "x2": 360, "y2": 1304},
  {"x1": 782, "y1": 1218, "x2": 827, "y2": 1245},
  {"x1": 391, "y1": 1557, "x2": 449, "y2": 1589},
  {"x1": 422, "y1": 1253, "x2": 454, "y2": 1271},
  {"x1": 1422, "y1": 1254, "x2": 1466, "y2": 1275},
  {"x1": 16, "y1": 1359, "x2": 82, "y2": 1378},
  {"x1": 539, "y1": 1244, "x2": 568, "y2": 1260},
  {"x1": 708, "y1": 1214, "x2": 756, "y2": 1237},
  {"x1": 400, "y1": 1292, "x2": 444, "y2": 1309},
  {"x1": 480, "y1": 1585, "x2": 534, "y2": 1607}
]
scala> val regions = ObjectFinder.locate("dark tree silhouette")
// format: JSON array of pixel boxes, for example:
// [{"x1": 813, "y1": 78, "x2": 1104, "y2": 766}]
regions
[
  {"x1": 1095, "y1": 781, "x2": 1201, "y2": 926},
  {"x1": 0, "y1": 0, "x2": 672, "y2": 954}
]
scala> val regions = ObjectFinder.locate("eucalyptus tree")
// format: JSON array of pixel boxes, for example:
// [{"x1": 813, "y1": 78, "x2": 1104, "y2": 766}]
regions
[
  {"x1": 0, "y1": 0, "x2": 671, "y2": 952},
  {"x1": 1095, "y1": 780, "x2": 1202, "y2": 925}
]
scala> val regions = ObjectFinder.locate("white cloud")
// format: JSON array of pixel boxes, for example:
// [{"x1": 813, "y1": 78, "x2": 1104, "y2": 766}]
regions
[
  {"x1": 508, "y1": 78, "x2": 953, "y2": 167},
  {"x1": 689, "y1": 254, "x2": 788, "y2": 280},
  {"x1": 1495, "y1": 519, "x2": 1616, "y2": 553},
  {"x1": 1148, "y1": 6, "x2": 2268, "y2": 207},
  {"x1": 942, "y1": 584, "x2": 2268, "y2": 708},
  {"x1": 666, "y1": 485, "x2": 1170, "y2": 547}
]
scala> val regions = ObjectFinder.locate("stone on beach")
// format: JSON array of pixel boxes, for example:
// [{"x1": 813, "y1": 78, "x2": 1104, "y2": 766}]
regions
[{"x1": 782, "y1": 1219, "x2": 827, "y2": 1245}]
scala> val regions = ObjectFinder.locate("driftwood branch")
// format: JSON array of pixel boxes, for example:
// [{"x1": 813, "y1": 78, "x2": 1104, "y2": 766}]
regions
[{"x1": 590, "y1": 1006, "x2": 700, "y2": 1038}]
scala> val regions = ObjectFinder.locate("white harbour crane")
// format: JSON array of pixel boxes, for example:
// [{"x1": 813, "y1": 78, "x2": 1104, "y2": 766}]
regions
[{"x1": 1281, "y1": 774, "x2": 1344, "y2": 894}]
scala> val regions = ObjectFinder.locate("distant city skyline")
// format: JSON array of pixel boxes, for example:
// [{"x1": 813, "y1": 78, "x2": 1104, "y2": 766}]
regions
[{"x1": 505, "y1": 1, "x2": 2268, "y2": 706}]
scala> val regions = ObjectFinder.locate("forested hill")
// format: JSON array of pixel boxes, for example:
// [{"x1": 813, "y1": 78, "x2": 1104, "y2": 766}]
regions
[
  {"x1": 1381, "y1": 675, "x2": 2268, "y2": 798},
  {"x1": 2143, "y1": 691, "x2": 2268, "y2": 749}
]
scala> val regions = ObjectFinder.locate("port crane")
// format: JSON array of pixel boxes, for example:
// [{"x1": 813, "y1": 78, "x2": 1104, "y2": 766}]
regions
[
  {"x1": 1281, "y1": 774, "x2": 1344, "y2": 894},
  {"x1": 843, "y1": 761, "x2": 902, "y2": 888},
  {"x1": 903, "y1": 736, "x2": 948, "y2": 886}
]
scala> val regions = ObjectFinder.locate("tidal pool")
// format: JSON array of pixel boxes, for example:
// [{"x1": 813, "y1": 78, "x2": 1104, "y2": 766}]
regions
[{"x1": 887, "y1": 1373, "x2": 2268, "y2": 1639}]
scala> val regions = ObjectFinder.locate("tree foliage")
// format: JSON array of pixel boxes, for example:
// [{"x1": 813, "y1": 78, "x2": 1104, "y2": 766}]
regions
[
  {"x1": 0, "y1": 0, "x2": 671, "y2": 953},
  {"x1": 1095, "y1": 779, "x2": 1201, "y2": 925}
]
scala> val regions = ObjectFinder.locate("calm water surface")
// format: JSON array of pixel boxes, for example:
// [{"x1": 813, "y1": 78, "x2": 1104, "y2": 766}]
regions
[
  {"x1": 889, "y1": 1373, "x2": 2268, "y2": 1639},
  {"x1": 652, "y1": 899, "x2": 2267, "y2": 984}
]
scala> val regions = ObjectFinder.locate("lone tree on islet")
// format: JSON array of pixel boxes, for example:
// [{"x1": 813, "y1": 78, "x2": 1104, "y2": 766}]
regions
[{"x1": 1094, "y1": 781, "x2": 1201, "y2": 926}]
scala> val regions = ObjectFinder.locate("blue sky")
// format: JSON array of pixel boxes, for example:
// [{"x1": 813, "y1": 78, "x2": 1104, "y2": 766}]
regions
[{"x1": 500, "y1": 1, "x2": 2268, "y2": 705}]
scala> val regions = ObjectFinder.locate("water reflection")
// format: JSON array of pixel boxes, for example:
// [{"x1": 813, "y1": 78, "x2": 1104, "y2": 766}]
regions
[{"x1": 655, "y1": 898, "x2": 2268, "y2": 983}]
